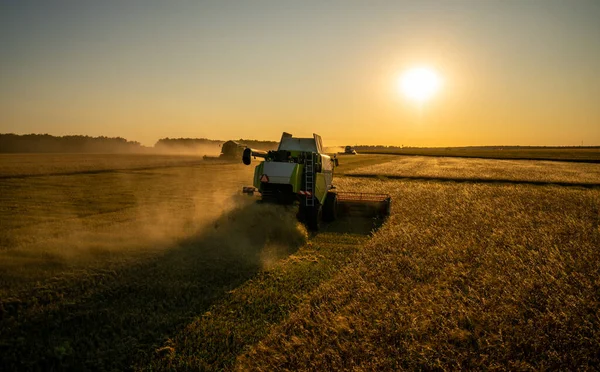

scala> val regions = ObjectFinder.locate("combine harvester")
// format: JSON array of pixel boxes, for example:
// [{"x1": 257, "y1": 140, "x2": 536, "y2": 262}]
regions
[
  {"x1": 242, "y1": 132, "x2": 391, "y2": 230},
  {"x1": 204, "y1": 140, "x2": 246, "y2": 161},
  {"x1": 342, "y1": 145, "x2": 358, "y2": 155}
]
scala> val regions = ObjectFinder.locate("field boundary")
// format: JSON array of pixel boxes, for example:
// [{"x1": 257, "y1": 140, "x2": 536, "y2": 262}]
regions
[
  {"x1": 360, "y1": 151, "x2": 600, "y2": 164},
  {"x1": 346, "y1": 173, "x2": 600, "y2": 189}
]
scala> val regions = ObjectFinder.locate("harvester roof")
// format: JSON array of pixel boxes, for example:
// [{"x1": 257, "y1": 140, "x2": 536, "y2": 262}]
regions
[
  {"x1": 277, "y1": 132, "x2": 323, "y2": 153},
  {"x1": 222, "y1": 140, "x2": 243, "y2": 147}
]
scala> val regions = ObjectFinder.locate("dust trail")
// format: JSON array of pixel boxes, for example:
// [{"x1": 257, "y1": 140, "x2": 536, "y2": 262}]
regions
[
  {"x1": 0, "y1": 160, "x2": 309, "y2": 292},
  {"x1": 197, "y1": 201, "x2": 308, "y2": 269},
  {"x1": 0, "y1": 164, "x2": 257, "y2": 285},
  {"x1": 0, "y1": 192, "x2": 308, "y2": 371},
  {"x1": 324, "y1": 146, "x2": 345, "y2": 154},
  {"x1": 153, "y1": 143, "x2": 222, "y2": 157}
]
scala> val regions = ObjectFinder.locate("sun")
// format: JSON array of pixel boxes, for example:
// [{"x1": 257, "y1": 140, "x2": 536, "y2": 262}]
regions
[{"x1": 398, "y1": 67, "x2": 442, "y2": 103}]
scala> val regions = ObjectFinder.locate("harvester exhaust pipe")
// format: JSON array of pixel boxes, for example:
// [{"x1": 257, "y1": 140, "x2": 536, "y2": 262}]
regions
[{"x1": 242, "y1": 147, "x2": 269, "y2": 165}]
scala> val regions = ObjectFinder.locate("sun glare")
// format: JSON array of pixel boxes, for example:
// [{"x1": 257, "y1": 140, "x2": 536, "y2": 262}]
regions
[{"x1": 398, "y1": 67, "x2": 442, "y2": 103}]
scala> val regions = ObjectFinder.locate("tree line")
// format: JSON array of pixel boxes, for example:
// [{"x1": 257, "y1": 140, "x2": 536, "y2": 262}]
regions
[
  {"x1": 0, "y1": 134, "x2": 147, "y2": 153},
  {"x1": 0, "y1": 134, "x2": 279, "y2": 153}
]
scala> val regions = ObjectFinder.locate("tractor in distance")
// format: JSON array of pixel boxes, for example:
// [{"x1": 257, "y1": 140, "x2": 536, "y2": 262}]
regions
[{"x1": 242, "y1": 132, "x2": 391, "y2": 231}]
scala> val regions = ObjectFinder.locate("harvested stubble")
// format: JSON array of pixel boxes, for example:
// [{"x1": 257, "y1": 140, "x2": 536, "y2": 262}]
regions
[
  {"x1": 0, "y1": 153, "x2": 210, "y2": 178},
  {"x1": 1, "y1": 201, "x2": 309, "y2": 371}
]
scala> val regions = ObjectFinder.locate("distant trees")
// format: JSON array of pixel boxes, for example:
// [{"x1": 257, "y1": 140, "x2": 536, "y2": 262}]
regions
[
  {"x1": 355, "y1": 145, "x2": 402, "y2": 152},
  {"x1": 0, "y1": 133, "x2": 282, "y2": 154},
  {"x1": 234, "y1": 138, "x2": 279, "y2": 151},
  {"x1": 0, "y1": 134, "x2": 148, "y2": 153}
]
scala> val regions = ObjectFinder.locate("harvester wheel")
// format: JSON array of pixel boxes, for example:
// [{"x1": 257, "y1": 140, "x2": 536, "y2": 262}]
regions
[
  {"x1": 297, "y1": 204, "x2": 306, "y2": 222},
  {"x1": 323, "y1": 191, "x2": 338, "y2": 222},
  {"x1": 305, "y1": 202, "x2": 322, "y2": 231}
]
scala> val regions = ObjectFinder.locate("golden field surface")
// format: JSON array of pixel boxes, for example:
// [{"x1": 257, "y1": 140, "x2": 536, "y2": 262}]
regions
[
  {"x1": 360, "y1": 147, "x2": 600, "y2": 162},
  {"x1": 0, "y1": 153, "x2": 211, "y2": 178},
  {"x1": 347, "y1": 156, "x2": 600, "y2": 186},
  {"x1": 1, "y1": 153, "x2": 599, "y2": 370}
]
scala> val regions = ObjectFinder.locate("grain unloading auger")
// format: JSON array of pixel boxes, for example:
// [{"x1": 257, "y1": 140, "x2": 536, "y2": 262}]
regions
[{"x1": 242, "y1": 132, "x2": 391, "y2": 231}]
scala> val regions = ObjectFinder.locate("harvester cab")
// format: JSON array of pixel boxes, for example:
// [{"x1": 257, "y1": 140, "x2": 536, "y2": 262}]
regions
[{"x1": 242, "y1": 132, "x2": 390, "y2": 231}]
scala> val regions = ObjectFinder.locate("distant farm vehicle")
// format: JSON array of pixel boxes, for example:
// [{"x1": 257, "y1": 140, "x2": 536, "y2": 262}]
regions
[
  {"x1": 337, "y1": 145, "x2": 357, "y2": 155},
  {"x1": 242, "y1": 132, "x2": 391, "y2": 230},
  {"x1": 344, "y1": 146, "x2": 357, "y2": 155},
  {"x1": 204, "y1": 140, "x2": 246, "y2": 160}
]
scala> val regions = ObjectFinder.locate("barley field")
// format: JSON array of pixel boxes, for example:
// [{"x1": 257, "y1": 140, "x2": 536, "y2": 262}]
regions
[
  {"x1": 1, "y1": 153, "x2": 599, "y2": 370},
  {"x1": 235, "y1": 177, "x2": 600, "y2": 370},
  {"x1": 0, "y1": 153, "x2": 213, "y2": 178},
  {"x1": 359, "y1": 147, "x2": 600, "y2": 162},
  {"x1": 347, "y1": 155, "x2": 600, "y2": 186}
]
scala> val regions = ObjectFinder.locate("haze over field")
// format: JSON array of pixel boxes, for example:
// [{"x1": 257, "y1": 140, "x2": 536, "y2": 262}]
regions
[{"x1": 1, "y1": 0, "x2": 599, "y2": 147}]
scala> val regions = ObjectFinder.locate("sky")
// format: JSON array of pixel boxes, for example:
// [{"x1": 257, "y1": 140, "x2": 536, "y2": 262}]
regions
[{"x1": 1, "y1": 0, "x2": 599, "y2": 147}]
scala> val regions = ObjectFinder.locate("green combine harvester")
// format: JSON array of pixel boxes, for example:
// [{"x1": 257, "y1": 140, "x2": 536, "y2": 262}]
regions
[{"x1": 242, "y1": 132, "x2": 391, "y2": 230}]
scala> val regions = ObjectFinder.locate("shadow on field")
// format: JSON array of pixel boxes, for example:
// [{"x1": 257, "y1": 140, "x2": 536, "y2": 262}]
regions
[
  {"x1": 323, "y1": 215, "x2": 386, "y2": 235},
  {"x1": 347, "y1": 174, "x2": 600, "y2": 189},
  {"x1": 0, "y1": 202, "x2": 307, "y2": 371}
]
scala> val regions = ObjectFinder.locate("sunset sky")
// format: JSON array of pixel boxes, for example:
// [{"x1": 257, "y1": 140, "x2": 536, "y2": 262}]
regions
[{"x1": 1, "y1": 0, "x2": 599, "y2": 147}]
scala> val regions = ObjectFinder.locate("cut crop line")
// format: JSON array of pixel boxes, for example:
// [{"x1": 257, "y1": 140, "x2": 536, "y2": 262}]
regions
[
  {"x1": 345, "y1": 174, "x2": 600, "y2": 189},
  {"x1": 360, "y1": 152, "x2": 600, "y2": 164}
]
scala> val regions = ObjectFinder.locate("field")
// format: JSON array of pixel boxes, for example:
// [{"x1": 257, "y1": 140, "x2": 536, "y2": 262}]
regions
[
  {"x1": 1, "y1": 153, "x2": 599, "y2": 370},
  {"x1": 359, "y1": 147, "x2": 600, "y2": 163},
  {"x1": 0, "y1": 153, "x2": 213, "y2": 178},
  {"x1": 346, "y1": 156, "x2": 600, "y2": 187}
]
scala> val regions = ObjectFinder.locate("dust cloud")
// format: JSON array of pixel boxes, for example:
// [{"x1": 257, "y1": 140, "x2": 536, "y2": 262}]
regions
[
  {"x1": 152, "y1": 143, "x2": 222, "y2": 157},
  {"x1": 0, "y1": 165, "x2": 307, "y2": 287},
  {"x1": 193, "y1": 200, "x2": 308, "y2": 269},
  {"x1": 324, "y1": 146, "x2": 345, "y2": 154}
]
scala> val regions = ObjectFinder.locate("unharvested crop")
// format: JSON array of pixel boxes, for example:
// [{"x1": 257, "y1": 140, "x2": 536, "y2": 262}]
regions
[
  {"x1": 359, "y1": 147, "x2": 600, "y2": 162},
  {"x1": 348, "y1": 155, "x2": 600, "y2": 186},
  {"x1": 237, "y1": 178, "x2": 600, "y2": 370}
]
